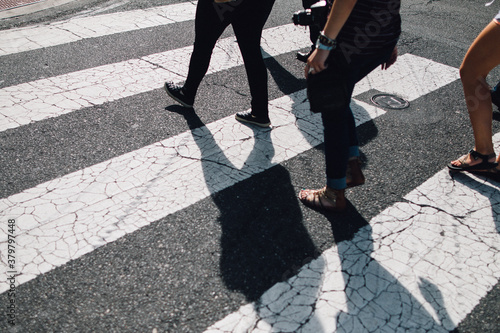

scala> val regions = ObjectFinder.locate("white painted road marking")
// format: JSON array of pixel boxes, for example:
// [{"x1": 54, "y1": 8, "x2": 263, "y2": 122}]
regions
[
  {"x1": 5, "y1": 4, "x2": 496, "y2": 331},
  {"x1": 0, "y1": 93, "x2": 379, "y2": 291},
  {"x1": 0, "y1": 24, "x2": 310, "y2": 132},
  {"x1": 204, "y1": 136, "x2": 500, "y2": 333},
  {"x1": 0, "y1": 1, "x2": 198, "y2": 56},
  {"x1": 0, "y1": 53, "x2": 459, "y2": 292}
]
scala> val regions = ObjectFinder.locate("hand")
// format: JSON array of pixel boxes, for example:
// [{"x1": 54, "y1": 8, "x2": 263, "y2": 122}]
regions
[
  {"x1": 304, "y1": 48, "x2": 330, "y2": 78},
  {"x1": 381, "y1": 46, "x2": 398, "y2": 70}
]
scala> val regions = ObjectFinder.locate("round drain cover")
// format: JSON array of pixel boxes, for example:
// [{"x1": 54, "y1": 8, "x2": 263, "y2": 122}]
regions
[{"x1": 371, "y1": 94, "x2": 409, "y2": 109}]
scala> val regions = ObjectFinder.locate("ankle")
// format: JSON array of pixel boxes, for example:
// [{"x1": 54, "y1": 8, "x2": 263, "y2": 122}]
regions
[
  {"x1": 473, "y1": 147, "x2": 495, "y2": 157},
  {"x1": 346, "y1": 158, "x2": 365, "y2": 188},
  {"x1": 471, "y1": 149, "x2": 496, "y2": 162},
  {"x1": 325, "y1": 187, "x2": 346, "y2": 211}
]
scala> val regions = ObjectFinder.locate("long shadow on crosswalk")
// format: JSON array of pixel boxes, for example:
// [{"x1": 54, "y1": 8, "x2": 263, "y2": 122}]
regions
[
  {"x1": 169, "y1": 105, "x2": 324, "y2": 301},
  {"x1": 326, "y1": 170, "x2": 498, "y2": 331},
  {"x1": 329, "y1": 218, "x2": 453, "y2": 332},
  {"x1": 164, "y1": 59, "x2": 387, "y2": 304}
]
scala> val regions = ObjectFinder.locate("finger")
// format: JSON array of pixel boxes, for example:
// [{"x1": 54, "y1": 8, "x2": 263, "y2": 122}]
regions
[{"x1": 315, "y1": 63, "x2": 327, "y2": 73}]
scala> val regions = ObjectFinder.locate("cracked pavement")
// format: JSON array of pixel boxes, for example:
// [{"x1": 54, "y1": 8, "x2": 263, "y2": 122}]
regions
[
  {"x1": 0, "y1": 23, "x2": 310, "y2": 131},
  {"x1": 1, "y1": 0, "x2": 499, "y2": 331},
  {"x1": 0, "y1": 53, "x2": 459, "y2": 294},
  {"x1": 205, "y1": 160, "x2": 500, "y2": 332}
]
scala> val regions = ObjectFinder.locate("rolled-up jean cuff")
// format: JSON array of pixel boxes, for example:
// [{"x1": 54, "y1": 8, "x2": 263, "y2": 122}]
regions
[
  {"x1": 349, "y1": 146, "x2": 359, "y2": 158},
  {"x1": 327, "y1": 177, "x2": 347, "y2": 190}
]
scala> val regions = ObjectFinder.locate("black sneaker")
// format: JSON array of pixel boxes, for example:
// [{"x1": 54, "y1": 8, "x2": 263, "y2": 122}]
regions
[
  {"x1": 235, "y1": 110, "x2": 271, "y2": 127},
  {"x1": 164, "y1": 81, "x2": 194, "y2": 108}
]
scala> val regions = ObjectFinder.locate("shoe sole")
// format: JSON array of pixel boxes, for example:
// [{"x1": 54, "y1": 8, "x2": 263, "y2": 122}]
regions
[
  {"x1": 164, "y1": 83, "x2": 193, "y2": 108},
  {"x1": 447, "y1": 161, "x2": 499, "y2": 172},
  {"x1": 235, "y1": 114, "x2": 271, "y2": 128}
]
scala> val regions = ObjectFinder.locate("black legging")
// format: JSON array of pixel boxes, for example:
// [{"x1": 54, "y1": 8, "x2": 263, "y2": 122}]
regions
[{"x1": 183, "y1": 0, "x2": 275, "y2": 117}]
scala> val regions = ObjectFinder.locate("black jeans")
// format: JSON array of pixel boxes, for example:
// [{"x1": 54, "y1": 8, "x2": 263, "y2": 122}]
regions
[
  {"x1": 321, "y1": 45, "x2": 396, "y2": 189},
  {"x1": 183, "y1": 0, "x2": 275, "y2": 117}
]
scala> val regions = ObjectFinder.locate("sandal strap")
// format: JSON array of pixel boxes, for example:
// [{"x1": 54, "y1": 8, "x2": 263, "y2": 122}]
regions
[
  {"x1": 307, "y1": 188, "x2": 336, "y2": 207},
  {"x1": 469, "y1": 149, "x2": 496, "y2": 162},
  {"x1": 299, "y1": 187, "x2": 346, "y2": 212},
  {"x1": 320, "y1": 187, "x2": 338, "y2": 201}
]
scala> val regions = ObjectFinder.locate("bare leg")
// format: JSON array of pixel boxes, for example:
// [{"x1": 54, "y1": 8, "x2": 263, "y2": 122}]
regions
[{"x1": 451, "y1": 20, "x2": 500, "y2": 168}]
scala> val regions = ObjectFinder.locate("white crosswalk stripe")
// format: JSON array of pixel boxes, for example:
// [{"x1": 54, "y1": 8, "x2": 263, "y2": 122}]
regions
[
  {"x1": 0, "y1": 19, "x2": 455, "y2": 131},
  {"x1": 0, "y1": 24, "x2": 310, "y2": 132},
  {"x1": 0, "y1": 53, "x2": 458, "y2": 292},
  {"x1": 0, "y1": 2, "x2": 198, "y2": 56},
  {"x1": 1, "y1": 1, "x2": 499, "y2": 332},
  {"x1": 205, "y1": 134, "x2": 500, "y2": 332}
]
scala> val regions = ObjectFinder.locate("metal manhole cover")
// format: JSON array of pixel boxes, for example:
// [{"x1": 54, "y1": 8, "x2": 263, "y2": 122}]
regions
[
  {"x1": 0, "y1": 0, "x2": 44, "y2": 11},
  {"x1": 371, "y1": 94, "x2": 410, "y2": 110}
]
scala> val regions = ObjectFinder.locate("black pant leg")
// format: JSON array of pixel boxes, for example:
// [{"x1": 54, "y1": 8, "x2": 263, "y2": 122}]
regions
[
  {"x1": 183, "y1": 0, "x2": 229, "y2": 96},
  {"x1": 231, "y1": 0, "x2": 275, "y2": 117}
]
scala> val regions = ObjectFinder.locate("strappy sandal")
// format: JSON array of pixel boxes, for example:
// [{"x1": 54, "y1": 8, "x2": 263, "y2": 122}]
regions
[
  {"x1": 448, "y1": 149, "x2": 498, "y2": 171},
  {"x1": 298, "y1": 187, "x2": 346, "y2": 212}
]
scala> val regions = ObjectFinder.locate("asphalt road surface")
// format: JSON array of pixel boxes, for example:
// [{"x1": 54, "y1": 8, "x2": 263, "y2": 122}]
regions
[{"x1": 1, "y1": 0, "x2": 500, "y2": 332}]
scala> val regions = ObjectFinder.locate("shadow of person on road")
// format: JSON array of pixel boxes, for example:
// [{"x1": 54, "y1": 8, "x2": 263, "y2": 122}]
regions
[
  {"x1": 445, "y1": 172, "x2": 500, "y2": 333},
  {"x1": 205, "y1": 206, "x2": 455, "y2": 331},
  {"x1": 325, "y1": 211, "x2": 454, "y2": 332},
  {"x1": 168, "y1": 105, "x2": 322, "y2": 303}
]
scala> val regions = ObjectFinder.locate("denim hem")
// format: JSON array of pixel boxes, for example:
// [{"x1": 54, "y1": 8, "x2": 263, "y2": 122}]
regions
[
  {"x1": 327, "y1": 177, "x2": 347, "y2": 190},
  {"x1": 349, "y1": 146, "x2": 359, "y2": 158}
]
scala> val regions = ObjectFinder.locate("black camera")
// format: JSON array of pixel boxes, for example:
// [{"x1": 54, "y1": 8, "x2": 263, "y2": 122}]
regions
[{"x1": 292, "y1": 0, "x2": 329, "y2": 27}]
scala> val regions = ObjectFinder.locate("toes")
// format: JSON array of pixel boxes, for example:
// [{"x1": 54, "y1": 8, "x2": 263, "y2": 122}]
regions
[
  {"x1": 299, "y1": 188, "x2": 315, "y2": 200},
  {"x1": 298, "y1": 189, "x2": 309, "y2": 200},
  {"x1": 299, "y1": 188, "x2": 320, "y2": 205}
]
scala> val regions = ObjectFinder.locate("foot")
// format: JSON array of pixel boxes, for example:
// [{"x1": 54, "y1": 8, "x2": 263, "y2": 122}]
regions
[
  {"x1": 164, "y1": 81, "x2": 194, "y2": 108},
  {"x1": 346, "y1": 157, "x2": 365, "y2": 188},
  {"x1": 448, "y1": 149, "x2": 498, "y2": 171},
  {"x1": 235, "y1": 110, "x2": 271, "y2": 127},
  {"x1": 298, "y1": 187, "x2": 346, "y2": 212}
]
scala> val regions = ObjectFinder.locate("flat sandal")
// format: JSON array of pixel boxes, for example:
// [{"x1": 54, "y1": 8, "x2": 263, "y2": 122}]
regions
[{"x1": 448, "y1": 149, "x2": 498, "y2": 171}]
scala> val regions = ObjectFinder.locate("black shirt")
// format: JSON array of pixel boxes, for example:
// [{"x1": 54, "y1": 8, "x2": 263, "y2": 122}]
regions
[{"x1": 337, "y1": 0, "x2": 401, "y2": 56}]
